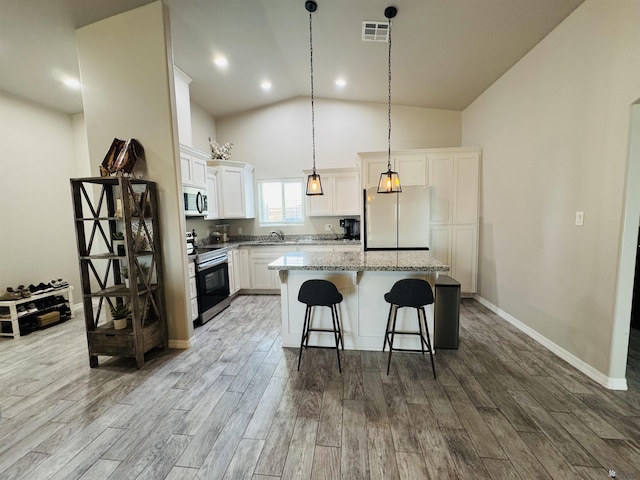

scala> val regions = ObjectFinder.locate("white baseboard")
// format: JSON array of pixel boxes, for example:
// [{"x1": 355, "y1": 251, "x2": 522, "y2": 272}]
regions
[
  {"x1": 168, "y1": 337, "x2": 193, "y2": 349},
  {"x1": 473, "y1": 295, "x2": 628, "y2": 391}
]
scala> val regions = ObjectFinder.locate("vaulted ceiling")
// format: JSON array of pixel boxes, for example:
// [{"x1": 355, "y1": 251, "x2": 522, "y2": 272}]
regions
[{"x1": 0, "y1": 0, "x2": 583, "y2": 117}]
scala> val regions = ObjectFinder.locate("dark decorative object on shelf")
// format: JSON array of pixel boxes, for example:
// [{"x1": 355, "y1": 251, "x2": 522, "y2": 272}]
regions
[{"x1": 100, "y1": 138, "x2": 144, "y2": 177}]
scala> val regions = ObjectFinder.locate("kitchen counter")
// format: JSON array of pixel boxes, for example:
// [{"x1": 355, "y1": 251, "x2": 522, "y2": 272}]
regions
[
  {"x1": 197, "y1": 238, "x2": 361, "y2": 250},
  {"x1": 268, "y1": 250, "x2": 449, "y2": 351},
  {"x1": 267, "y1": 250, "x2": 448, "y2": 272}
]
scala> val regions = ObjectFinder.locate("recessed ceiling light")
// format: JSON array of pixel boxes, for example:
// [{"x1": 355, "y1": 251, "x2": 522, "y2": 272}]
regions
[
  {"x1": 335, "y1": 78, "x2": 347, "y2": 88},
  {"x1": 260, "y1": 80, "x2": 272, "y2": 91},
  {"x1": 214, "y1": 56, "x2": 228, "y2": 69},
  {"x1": 63, "y1": 78, "x2": 81, "y2": 89}
]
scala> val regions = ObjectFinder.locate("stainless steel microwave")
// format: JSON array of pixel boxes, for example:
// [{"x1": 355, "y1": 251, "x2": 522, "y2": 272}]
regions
[{"x1": 184, "y1": 186, "x2": 208, "y2": 217}]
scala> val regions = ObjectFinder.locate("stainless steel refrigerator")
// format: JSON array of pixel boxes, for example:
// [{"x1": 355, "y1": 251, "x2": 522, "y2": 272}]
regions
[{"x1": 364, "y1": 185, "x2": 430, "y2": 250}]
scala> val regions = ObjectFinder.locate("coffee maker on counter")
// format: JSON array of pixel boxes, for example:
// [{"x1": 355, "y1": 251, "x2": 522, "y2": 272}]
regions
[{"x1": 340, "y1": 218, "x2": 360, "y2": 240}]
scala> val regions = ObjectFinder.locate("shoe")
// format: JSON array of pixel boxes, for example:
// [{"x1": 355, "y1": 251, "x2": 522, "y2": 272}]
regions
[
  {"x1": 17, "y1": 305, "x2": 28, "y2": 317},
  {"x1": 26, "y1": 303, "x2": 38, "y2": 313},
  {"x1": 29, "y1": 284, "x2": 44, "y2": 295},
  {"x1": 17, "y1": 285, "x2": 31, "y2": 298},
  {"x1": 51, "y1": 278, "x2": 69, "y2": 289},
  {"x1": 37, "y1": 282, "x2": 54, "y2": 293},
  {"x1": 0, "y1": 288, "x2": 22, "y2": 301}
]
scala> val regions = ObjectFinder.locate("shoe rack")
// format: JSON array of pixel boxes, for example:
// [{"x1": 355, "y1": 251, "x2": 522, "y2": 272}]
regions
[
  {"x1": 70, "y1": 177, "x2": 168, "y2": 369},
  {"x1": 0, "y1": 286, "x2": 74, "y2": 338}
]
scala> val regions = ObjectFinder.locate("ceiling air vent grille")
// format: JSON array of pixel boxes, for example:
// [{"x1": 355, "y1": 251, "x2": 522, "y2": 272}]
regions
[{"x1": 362, "y1": 21, "x2": 389, "y2": 42}]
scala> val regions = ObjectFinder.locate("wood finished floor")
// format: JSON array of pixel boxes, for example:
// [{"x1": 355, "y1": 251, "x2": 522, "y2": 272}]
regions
[{"x1": 1, "y1": 295, "x2": 640, "y2": 480}]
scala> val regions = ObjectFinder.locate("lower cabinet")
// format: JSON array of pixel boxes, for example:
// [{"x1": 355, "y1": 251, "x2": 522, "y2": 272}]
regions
[
  {"x1": 430, "y1": 225, "x2": 477, "y2": 295},
  {"x1": 249, "y1": 247, "x2": 290, "y2": 291},
  {"x1": 228, "y1": 253, "x2": 237, "y2": 296},
  {"x1": 188, "y1": 260, "x2": 198, "y2": 321},
  {"x1": 228, "y1": 248, "x2": 250, "y2": 294}
]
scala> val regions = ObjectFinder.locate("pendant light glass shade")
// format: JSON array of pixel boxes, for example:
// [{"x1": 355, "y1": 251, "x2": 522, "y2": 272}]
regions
[
  {"x1": 306, "y1": 171, "x2": 323, "y2": 195},
  {"x1": 305, "y1": 0, "x2": 323, "y2": 196},
  {"x1": 377, "y1": 168, "x2": 401, "y2": 193},
  {"x1": 377, "y1": 6, "x2": 402, "y2": 194}
]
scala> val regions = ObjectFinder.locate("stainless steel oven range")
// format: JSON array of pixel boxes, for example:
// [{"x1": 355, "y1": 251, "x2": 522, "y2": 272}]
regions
[{"x1": 194, "y1": 247, "x2": 231, "y2": 324}]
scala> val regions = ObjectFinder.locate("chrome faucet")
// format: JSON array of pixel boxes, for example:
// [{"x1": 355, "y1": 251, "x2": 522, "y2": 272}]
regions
[{"x1": 270, "y1": 230, "x2": 284, "y2": 241}]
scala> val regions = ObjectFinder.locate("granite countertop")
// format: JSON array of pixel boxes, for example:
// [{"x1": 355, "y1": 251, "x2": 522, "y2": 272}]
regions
[
  {"x1": 267, "y1": 250, "x2": 449, "y2": 272},
  {"x1": 196, "y1": 238, "x2": 361, "y2": 250},
  {"x1": 188, "y1": 238, "x2": 361, "y2": 261}
]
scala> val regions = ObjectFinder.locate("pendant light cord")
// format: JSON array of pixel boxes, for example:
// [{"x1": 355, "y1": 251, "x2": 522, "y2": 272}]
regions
[
  {"x1": 309, "y1": 11, "x2": 316, "y2": 175},
  {"x1": 387, "y1": 17, "x2": 392, "y2": 171}
]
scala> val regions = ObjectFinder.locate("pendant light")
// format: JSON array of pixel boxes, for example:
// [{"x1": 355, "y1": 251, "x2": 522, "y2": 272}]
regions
[
  {"x1": 377, "y1": 6, "x2": 402, "y2": 194},
  {"x1": 305, "y1": 0, "x2": 323, "y2": 195}
]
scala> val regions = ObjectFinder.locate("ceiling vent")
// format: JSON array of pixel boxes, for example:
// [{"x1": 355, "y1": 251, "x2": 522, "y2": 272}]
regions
[{"x1": 362, "y1": 21, "x2": 389, "y2": 42}]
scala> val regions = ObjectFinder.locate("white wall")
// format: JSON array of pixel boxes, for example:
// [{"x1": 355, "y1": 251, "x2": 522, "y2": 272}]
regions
[
  {"x1": 216, "y1": 96, "x2": 461, "y2": 235},
  {"x1": 0, "y1": 93, "x2": 84, "y2": 302},
  {"x1": 190, "y1": 101, "x2": 216, "y2": 154},
  {"x1": 462, "y1": 0, "x2": 640, "y2": 382}
]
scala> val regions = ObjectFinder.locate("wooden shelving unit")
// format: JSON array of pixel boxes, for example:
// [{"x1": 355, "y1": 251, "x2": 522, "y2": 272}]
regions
[{"x1": 70, "y1": 177, "x2": 167, "y2": 368}]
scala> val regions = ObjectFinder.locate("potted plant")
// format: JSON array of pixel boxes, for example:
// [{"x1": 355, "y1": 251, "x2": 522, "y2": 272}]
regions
[
  {"x1": 112, "y1": 231, "x2": 126, "y2": 255},
  {"x1": 110, "y1": 303, "x2": 129, "y2": 330}
]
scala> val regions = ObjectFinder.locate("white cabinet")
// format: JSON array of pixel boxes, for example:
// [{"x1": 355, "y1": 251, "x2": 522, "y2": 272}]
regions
[
  {"x1": 360, "y1": 152, "x2": 428, "y2": 189},
  {"x1": 249, "y1": 247, "x2": 290, "y2": 290},
  {"x1": 188, "y1": 260, "x2": 198, "y2": 321},
  {"x1": 180, "y1": 145, "x2": 208, "y2": 189},
  {"x1": 451, "y1": 225, "x2": 478, "y2": 294},
  {"x1": 429, "y1": 225, "x2": 452, "y2": 267},
  {"x1": 427, "y1": 150, "x2": 480, "y2": 294},
  {"x1": 230, "y1": 248, "x2": 249, "y2": 294},
  {"x1": 237, "y1": 248, "x2": 250, "y2": 289},
  {"x1": 174, "y1": 67, "x2": 193, "y2": 147},
  {"x1": 205, "y1": 168, "x2": 219, "y2": 220},
  {"x1": 228, "y1": 251, "x2": 236, "y2": 296},
  {"x1": 305, "y1": 168, "x2": 360, "y2": 216},
  {"x1": 210, "y1": 161, "x2": 255, "y2": 219}
]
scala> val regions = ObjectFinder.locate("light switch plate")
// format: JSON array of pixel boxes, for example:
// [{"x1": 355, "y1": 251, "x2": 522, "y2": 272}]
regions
[{"x1": 575, "y1": 211, "x2": 584, "y2": 226}]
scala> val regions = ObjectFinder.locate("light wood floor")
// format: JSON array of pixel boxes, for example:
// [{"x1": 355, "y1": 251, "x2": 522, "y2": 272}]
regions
[{"x1": 1, "y1": 295, "x2": 640, "y2": 480}]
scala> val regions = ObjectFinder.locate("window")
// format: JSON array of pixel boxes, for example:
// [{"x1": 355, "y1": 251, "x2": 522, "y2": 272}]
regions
[{"x1": 258, "y1": 179, "x2": 305, "y2": 226}]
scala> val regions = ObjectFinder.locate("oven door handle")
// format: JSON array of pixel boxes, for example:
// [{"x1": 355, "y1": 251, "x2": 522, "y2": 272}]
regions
[{"x1": 197, "y1": 255, "x2": 228, "y2": 271}]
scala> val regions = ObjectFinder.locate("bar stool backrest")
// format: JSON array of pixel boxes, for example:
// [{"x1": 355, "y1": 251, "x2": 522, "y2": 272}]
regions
[
  {"x1": 384, "y1": 278, "x2": 434, "y2": 308},
  {"x1": 298, "y1": 279, "x2": 343, "y2": 307}
]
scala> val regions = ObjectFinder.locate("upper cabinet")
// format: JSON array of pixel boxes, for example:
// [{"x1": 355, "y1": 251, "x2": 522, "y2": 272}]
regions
[
  {"x1": 360, "y1": 152, "x2": 428, "y2": 189},
  {"x1": 205, "y1": 167, "x2": 219, "y2": 220},
  {"x1": 209, "y1": 160, "x2": 255, "y2": 219},
  {"x1": 174, "y1": 66, "x2": 193, "y2": 148},
  {"x1": 304, "y1": 168, "x2": 360, "y2": 216},
  {"x1": 180, "y1": 145, "x2": 208, "y2": 189},
  {"x1": 428, "y1": 150, "x2": 479, "y2": 225}
]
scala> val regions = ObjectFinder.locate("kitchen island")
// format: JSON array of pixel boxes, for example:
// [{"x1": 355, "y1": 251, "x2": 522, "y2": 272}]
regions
[{"x1": 268, "y1": 250, "x2": 449, "y2": 350}]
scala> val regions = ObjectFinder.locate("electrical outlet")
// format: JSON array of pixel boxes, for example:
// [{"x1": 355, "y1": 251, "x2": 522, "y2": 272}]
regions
[
  {"x1": 325, "y1": 223, "x2": 333, "y2": 231},
  {"x1": 575, "y1": 211, "x2": 584, "y2": 226},
  {"x1": 238, "y1": 227, "x2": 243, "y2": 234}
]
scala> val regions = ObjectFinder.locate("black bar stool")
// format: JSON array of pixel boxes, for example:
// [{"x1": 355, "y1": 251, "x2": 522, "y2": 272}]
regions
[
  {"x1": 297, "y1": 279, "x2": 344, "y2": 373},
  {"x1": 383, "y1": 278, "x2": 436, "y2": 378}
]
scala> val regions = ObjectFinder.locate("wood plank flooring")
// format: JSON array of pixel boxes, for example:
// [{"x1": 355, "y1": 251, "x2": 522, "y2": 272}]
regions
[{"x1": 1, "y1": 295, "x2": 640, "y2": 479}]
